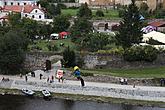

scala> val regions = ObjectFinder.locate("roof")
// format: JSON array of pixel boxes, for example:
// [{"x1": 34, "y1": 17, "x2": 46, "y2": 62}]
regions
[
  {"x1": 3, "y1": 4, "x2": 43, "y2": 13},
  {"x1": 23, "y1": 5, "x2": 41, "y2": 13},
  {"x1": 149, "y1": 21, "x2": 165, "y2": 27},
  {"x1": 3, "y1": 5, "x2": 23, "y2": 13},
  {"x1": 143, "y1": 31, "x2": 165, "y2": 44}
]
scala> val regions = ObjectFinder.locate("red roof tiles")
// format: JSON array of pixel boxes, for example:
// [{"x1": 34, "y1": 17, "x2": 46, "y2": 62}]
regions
[
  {"x1": 3, "y1": 4, "x2": 43, "y2": 13},
  {"x1": 149, "y1": 21, "x2": 165, "y2": 27},
  {"x1": 3, "y1": 5, "x2": 23, "y2": 13}
]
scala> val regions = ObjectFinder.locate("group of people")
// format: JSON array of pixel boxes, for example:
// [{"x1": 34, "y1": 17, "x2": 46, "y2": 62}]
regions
[
  {"x1": 55, "y1": 66, "x2": 85, "y2": 87},
  {"x1": 22, "y1": 66, "x2": 85, "y2": 87},
  {"x1": 119, "y1": 78, "x2": 128, "y2": 85}
]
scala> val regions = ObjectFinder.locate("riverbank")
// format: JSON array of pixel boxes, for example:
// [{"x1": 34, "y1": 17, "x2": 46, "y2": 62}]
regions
[
  {"x1": 0, "y1": 69, "x2": 165, "y2": 107},
  {"x1": 0, "y1": 88, "x2": 165, "y2": 108}
]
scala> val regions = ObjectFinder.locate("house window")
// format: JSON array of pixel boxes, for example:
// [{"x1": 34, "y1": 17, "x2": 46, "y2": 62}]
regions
[
  {"x1": 18, "y1": 3, "x2": 20, "y2": 5},
  {"x1": 11, "y1": 2, "x2": 13, "y2": 5},
  {"x1": 35, "y1": 10, "x2": 37, "y2": 13},
  {"x1": 4, "y1": 2, "x2": 7, "y2": 5},
  {"x1": 24, "y1": 3, "x2": 26, "y2": 5},
  {"x1": 39, "y1": 15, "x2": 41, "y2": 19},
  {"x1": 25, "y1": 14, "x2": 27, "y2": 17},
  {"x1": 32, "y1": 15, "x2": 34, "y2": 18}
]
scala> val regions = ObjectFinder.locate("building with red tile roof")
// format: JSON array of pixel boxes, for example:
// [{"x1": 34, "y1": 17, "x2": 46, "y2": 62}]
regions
[
  {"x1": 148, "y1": 20, "x2": 165, "y2": 32},
  {"x1": 1, "y1": 4, "x2": 45, "y2": 20}
]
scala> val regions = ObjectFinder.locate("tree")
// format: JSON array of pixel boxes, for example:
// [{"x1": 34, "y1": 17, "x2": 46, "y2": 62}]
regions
[
  {"x1": 77, "y1": 3, "x2": 92, "y2": 19},
  {"x1": 22, "y1": 18, "x2": 39, "y2": 40},
  {"x1": 62, "y1": 46, "x2": 75, "y2": 68},
  {"x1": 38, "y1": 23, "x2": 53, "y2": 39},
  {"x1": 115, "y1": 0, "x2": 143, "y2": 49},
  {"x1": 37, "y1": 0, "x2": 49, "y2": 8},
  {"x1": 140, "y1": 2, "x2": 149, "y2": 11},
  {"x1": 81, "y1": 33, "x2": 110, "y2": 52},
  {"x1": 0, "y1": 30, "x2": 29, "y2": 74},
  {"x1": 53, "y1": 15, "x2": 70, "y2": 33},
  {"x1": 8, "y1": 13, "x2": 22, "y2": 28},
  {"x1": 96, "y1": 10, "x2": 104, "y2": 17},
  {"x1": 70, "y1": 18, "x2": 93, "y2": 43},
  {"x1": 139, "y1": 2, "x2": 149, "y2": 18},
  {"x1": 47, "y1": 4, "x2": 61, "y2": 18}
]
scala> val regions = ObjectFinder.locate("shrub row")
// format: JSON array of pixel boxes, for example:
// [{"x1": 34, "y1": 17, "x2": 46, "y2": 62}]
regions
[{"x1": 123, "y1": 45, "x2": 158, "y2": 62}]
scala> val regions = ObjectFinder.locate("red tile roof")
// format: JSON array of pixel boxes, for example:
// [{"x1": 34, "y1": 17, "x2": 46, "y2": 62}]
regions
[
  {"x1": 3, "y1": 5, "x2": 43, "y2": 13},
  {"x1": 23, "y1": 5, "x2": 40, "y2": 13},
  {"x1": 149, "y1": 21, "x2": 165, "y2": 27},
  {"x1": 3, "y1": 5, "x2": 23, "y2": 13}
]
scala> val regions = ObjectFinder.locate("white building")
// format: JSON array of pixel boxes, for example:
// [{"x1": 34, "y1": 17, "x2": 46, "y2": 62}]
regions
[
  {"x1": 1, "y1": 4, "x2": 45, "y2": 20},
  {"x1": 0, "y1": 0, "x2": 38, "y2": 7},
  {"x1": 21, "y1": 4, "x2": 45, "y2": 19}
]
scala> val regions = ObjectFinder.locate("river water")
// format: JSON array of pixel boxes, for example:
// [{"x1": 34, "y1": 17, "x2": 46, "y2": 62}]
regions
[{"x1": 0, "y1": 95, "x2": 164, "y2": 110}]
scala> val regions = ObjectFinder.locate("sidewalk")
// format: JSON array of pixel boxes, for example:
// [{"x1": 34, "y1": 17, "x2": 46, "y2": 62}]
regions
[{"x1": 0, "y1": 64, "x2": 165, "y2": 102}]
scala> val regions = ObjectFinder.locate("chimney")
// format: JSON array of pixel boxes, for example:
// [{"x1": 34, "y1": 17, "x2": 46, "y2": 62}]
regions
[{"x1": 39, "y1": 4, "x2": 41, "y2": 9}]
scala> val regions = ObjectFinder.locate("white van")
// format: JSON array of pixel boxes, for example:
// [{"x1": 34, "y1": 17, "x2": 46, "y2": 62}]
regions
[{"x1": 50, "y1": 33, "x2": 59, "y2": 40}]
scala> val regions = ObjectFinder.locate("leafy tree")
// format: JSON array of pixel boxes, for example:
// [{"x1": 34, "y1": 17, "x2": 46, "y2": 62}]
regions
[
  {"x1": 81, "y1": 33, "x2": 110, "y2": 52},
  {"x1": 96, "y1": 10, "x2": 104, "y2": 17},
  {"x1": 0, "y1": 23, "x2": 10, "y2": 35},
  {"x1": 77, "y1": 3, "x2": 92, "y2": 19},
  {"x1": 38, "y1": 23, "x2": 53, "y2": 39},
  {"x1": 62, "y1": 46, "x2": 75, "y2": 67},
  {"x1": 115, "y1": 0, "x2": 143, "y2": 49},
  {"x1": 8, "y1": 13, "x2": 22, "y2": 28},
  {"x1": 70, "y1": 18, "x2": 93, "y2": 43},
  {"x1": 37, "y1": 0, "x2": 49, "y2": 8},
  {"x1": 47, "y1": 4, "x2": 61, "y2": 18},
  {"x1": 140, "y1": 2, "x2": 149, "y2": 11},
  {"x1": 0, "y1": 30, "x2": 28, "y2": 74},
  {"x1": 53, "y1": 15, "x2": 70, "y2": 33},
  {"x1": 139, "y1": 2, "x2": 149, "y2": 18},
  {"x1": 22, "y1": 18, "x2": 39, "y2": 40},
  {"x1": 123, "y1": 45, "x2": 158, "y2": 62}
]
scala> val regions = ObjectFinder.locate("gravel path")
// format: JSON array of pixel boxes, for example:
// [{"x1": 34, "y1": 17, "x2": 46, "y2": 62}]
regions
[{"x1": 0, "y1": 62, "x2": 165, "y2": 102}]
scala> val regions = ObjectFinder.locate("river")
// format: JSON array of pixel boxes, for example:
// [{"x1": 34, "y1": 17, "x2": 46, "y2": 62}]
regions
[{"x1": 0, "y1": 95, "x2": 164, "y2": 110}]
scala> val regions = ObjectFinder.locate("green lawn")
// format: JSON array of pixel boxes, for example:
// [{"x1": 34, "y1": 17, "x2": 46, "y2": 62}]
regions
[
  {"x1": 92, "y1": 9, "x2": 120, "y2": 19},
  {"x1": 81, "y1": 67, "x2": 165, "y2": 78},
  {"x1": 62, "y1": 9, "x2": 78, "y2": 16},
  {"x1": 28, "y1": 38, "x2": 77, "y2": 52},
  {"x1": 61, "y1": 9, "x2": 120, "y2": 19}
]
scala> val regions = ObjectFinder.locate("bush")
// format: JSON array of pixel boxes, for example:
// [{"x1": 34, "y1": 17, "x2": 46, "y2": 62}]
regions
[
  {"x1": 123, "y1": 45, "x2": 158, "y2": 62},
  {"x1": 118, "y1": 8, "x2": 125, "y2": 17},
  {"x1": 96, "y1": 10, "x2": 104, "y2": 17},
  {"x1": 62, "y1": 46, "x2": 76, "y2": 67},
  {"x1": 58, "y1": 3, "x2": 67, "y2": 9},
  {"x1": 81, "y1": 72, "x2": 94, "y2": 76}
]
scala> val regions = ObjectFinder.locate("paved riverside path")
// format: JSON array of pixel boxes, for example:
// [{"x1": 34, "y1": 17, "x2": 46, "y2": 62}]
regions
[{"x1": 0, "y1": 63, "x2": 165, "y2": 102}]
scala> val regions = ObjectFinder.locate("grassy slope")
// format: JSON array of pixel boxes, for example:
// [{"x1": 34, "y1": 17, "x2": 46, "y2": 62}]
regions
[
  {"x1": 82, "y1": 67, "x2": 165, "y2": 78},
  {"x1": 29, "y1": 38, "x2": 77, "y2": 52},
  {"x1": 61, "y1": 9, "x2": 120, "y2": 19}
]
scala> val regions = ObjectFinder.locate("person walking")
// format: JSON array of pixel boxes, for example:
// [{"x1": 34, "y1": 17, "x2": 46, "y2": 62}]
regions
[
  {"x1": 56, "y1": 69, "x2": 64, "y2": 83},
  {"x1": 40, "y1": 74, "x2": 43, "y2": 80},
  {"x1": 25, "y1": 74, "x2": 28, "y2": 82},
  {"x1": 73, "y1": 66, "x2": 85, "y2": 87}
]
